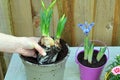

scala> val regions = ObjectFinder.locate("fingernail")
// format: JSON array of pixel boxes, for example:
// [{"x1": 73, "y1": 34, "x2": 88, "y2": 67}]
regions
[{"x1": 42, "y1": 52, "x2": 46, "y2": 56}]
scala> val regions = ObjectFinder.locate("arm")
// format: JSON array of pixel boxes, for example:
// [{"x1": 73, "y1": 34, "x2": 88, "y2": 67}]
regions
[{"x1": 0, "y1": 33, "x2": 46, "y2": 57}]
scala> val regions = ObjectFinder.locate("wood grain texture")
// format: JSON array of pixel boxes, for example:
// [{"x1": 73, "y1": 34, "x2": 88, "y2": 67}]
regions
[
  {"x1": 93, "y1": 0, "x2": 115, "y2": 46},
  {"x1": 9, "y1": 0, "x2": 118, "y2": 46},
  {"x1": 1, "y1": 0, "x2": 120, "y2": 46},
  {"x1": 0, "y1": 52, "x2": 7, "y2": 78},
  {"x1": 112, "y1": 0, "x2": 120, "y2": 46},
  {"x1": 116, "y1": 1, "x2": 120, "y2": 46},
  {"x1": 10, "y1": 0, "x2": 34, "y2": 36},
  {"x1": 62, "y1": 0, "x2": 75, "y2": 46},
  {"x1": 0, "y1": 0, "x2": 12, "y2": 77},
  {"x1": 0, "y1": 0, "x2": 12, "y2": 34},
  {"x1": 74, "y1": 0, "x2": 95, "y2": 46},
  {"x1": 52, "y1": 2, "x2": 59, "y2": 37},
  {"x1": 0, "y1": 62, "x2": 4, "y2": 80},
  {"x1": 31, "y1": 0, "x2": 41, "y2": 36}
]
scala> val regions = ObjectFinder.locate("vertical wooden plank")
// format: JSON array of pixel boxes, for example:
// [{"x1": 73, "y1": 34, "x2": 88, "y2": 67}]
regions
[
  {"x1": 0, "y1": 0, "x2": 12, "y2": 34},
  {"x1": 61, "y1": 0, "x2": 75, "y2": 46},
  {"x1": 31, "y1": 0, "x2": 41, "y2": 15},
  {"x1": 0, "y1": 62, "x2": 4, "y2": 80},
  {"x1": 116, "y1": 0, "x2": 120, "y2": 46},
  {"x1": 74, "y1": 0, "x2": 95, "y2": 46},
  {"x1": 93, "y1": 0, "x2": 115, "y2": 45},
  {"x1": 0, "y1": 0, "x2": 12, "y2": 69},
  {"x1": 115, "y1": 0, "x2": 120, "y2": 46},
  {"x1": 31, "y1": 0, "x2": 41, "y2": 37},
  {"x1": 112, "y1": 0, "x2": 120, "y2": 46},
  {"x1": 10, "y1": 0, "x2": 34, "y2": 36},
  {"x1": 0, "y1": 52, "x2": 7, "y2": 78},
  {"x1": 52, "y1": 2, "x2": 59, "y2": 37}
]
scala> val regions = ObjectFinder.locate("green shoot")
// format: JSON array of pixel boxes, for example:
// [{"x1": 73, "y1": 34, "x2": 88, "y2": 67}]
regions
[
  {"x1": 47, "y1": 0, "x2": 56, "y2": 12},
  {"x1": 107, "y1": 55, "x2": 120, "y2": 70},
  {"x1": 106, "y1": 55, "x2": 120, "y2": 79},
  {"x1": 55, "y1": 14, "x2": 67, "y2": 39},
  {"x1": 78, "y1": 22, "x2": 107, "y2": 64},
  {"x1": 41, "y1": 0, "x2": 46, "y2": 10},
  {"x1": 84, "y1": 36, "x2": 89, "y2": 60},
  {"x1": 41, "y1": 0, "x2": 56, "y2": 12},
  {"x1": 40, "y1": 0, "x2": 56, "y2": 36},
  {"x1": 88, "y1": 43, "x2": 94, "y2": 63},
  {"x1": 84, "y1": 36, "x2": 94, "y2": 63},
  {"x1": 96, "y1": 47, "x2": 107, "y2": 62}
]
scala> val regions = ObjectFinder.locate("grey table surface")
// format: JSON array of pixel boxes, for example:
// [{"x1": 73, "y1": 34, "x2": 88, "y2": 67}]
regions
[{"x1": 4, "y1": 47, "x2": 120, "y2": 80}]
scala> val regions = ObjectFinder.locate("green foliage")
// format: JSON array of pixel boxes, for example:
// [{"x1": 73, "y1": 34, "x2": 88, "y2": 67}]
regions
[
  {"x1": 40, "y1": 0, "x2": 66, "y2": 39},
  {"x1": 84, "y1": 36, "x2": 106, "y2": 64},
  {"x1": 84, "y1": 36, "x2": 89, "y2": 60},
  {"x1": 106, "y1": 55, "x2": 120, "y2": 80},
  {"x1": 88, "y1": 43, "x2": 94, "y2": 63},
  {"x1": 55, "y1": 14, "x2": 67, "y2": 39},
  {"x1": 40, "y1": 10, "x2": 53, "y2": 36},
  {"x1": 109, "y1": 76, "x2": 120, "y2": 80},
  {"x1": 40, "y1": 0, "x2": 56, "y2": 36},
  {"x1": 97, "y1": 47, "x2": 106, "y2": 61},
  {"x1": 107, "y1": 55, "x2": 120, "y2": 70},
  {"x1": 78, "y1": 22, "x2": 107, "y2": 64}
]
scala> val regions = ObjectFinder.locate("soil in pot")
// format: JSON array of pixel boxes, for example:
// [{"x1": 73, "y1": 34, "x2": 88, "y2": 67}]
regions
[
  {"x1": 77, "y1": 50, "x2": 107, "y2": 68},
  {"x1": 20, "y1": 39, "x2": 68, "y2": 65}
]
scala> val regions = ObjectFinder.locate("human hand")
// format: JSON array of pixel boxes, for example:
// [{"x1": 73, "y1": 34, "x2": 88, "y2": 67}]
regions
[
  {"x1": 15, "y1": 37, "x2": 46, "y2": 57},
  {"x1": 0, "y1": 33, "x2": 46, "y2": 57}
]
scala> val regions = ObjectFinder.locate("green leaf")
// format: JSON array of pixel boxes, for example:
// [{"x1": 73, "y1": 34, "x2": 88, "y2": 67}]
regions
[
  {"x1": 47, "y1": 0, "x2": 56, "y2": 12},
  {"x1": 41, "y1": 0, "x2": 46, "y2": 10},
  {"x1": 96, "y1": 47, "x2": 106, "y2": 62},
  {"x1": 40, "y1": 4, "x2": 53, "y2": 36},
  {"x1": 40, "y1": 11, "x2": 46, "y2": 36},
  {"x1": 55, "y1": 14, "x2": 67, "y2": 39},
  {"x1": 88, "y1": 43, "x2": 94, "y2": 64},
  {"x1": 45, "y1": 10, "x2": 53, "y2": 36},
  {"x1": 84, "y1": 36, "x2": 89, "y2": 60}
]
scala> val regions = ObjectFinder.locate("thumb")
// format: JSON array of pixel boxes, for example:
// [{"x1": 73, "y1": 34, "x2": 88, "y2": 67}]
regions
[{"x1": 33, "y1": 43, "x2": 46, "y2": 56}]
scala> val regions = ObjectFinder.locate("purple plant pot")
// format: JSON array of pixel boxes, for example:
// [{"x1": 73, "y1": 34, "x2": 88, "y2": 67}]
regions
[{"x1": 75, "y1": 50, "x2": 107, "y2": 80}]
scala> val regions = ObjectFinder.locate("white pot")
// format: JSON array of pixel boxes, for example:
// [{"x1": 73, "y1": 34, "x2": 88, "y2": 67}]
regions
[
  {"x1": 21, "y1": 41, "x2": 69, "y2": 80},
  {"x1": 22, "y1": 56, "x2": 68, "y2": 80}
]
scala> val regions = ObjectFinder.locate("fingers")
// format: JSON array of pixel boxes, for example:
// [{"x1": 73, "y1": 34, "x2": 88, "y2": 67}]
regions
[
  {"x1": 29, "y1": 37, "x2": 40, "y2": 42},
  {"x1": 29, "y1": 37, "x2": 46, "y2": 56},
  {"x1": 16, "y1": 48, "x2": 37, "y2": 58},
  {"x1": 33, "y1": 43, "x2": 46, "y2": 56},
  {"x1": 19, "y1": 37, "x2": 46, "y2": 57}
]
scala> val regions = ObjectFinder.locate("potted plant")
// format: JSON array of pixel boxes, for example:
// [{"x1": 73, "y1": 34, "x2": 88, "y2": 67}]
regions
[
  {"x1": 20, "y1": 0, "x2": 69, "y2": 80},
  {"x1": 75, "y1": 22, "x2": 108, "y2": 80},
  {"x1": 105, "y1": 55, "x2": 120, "y2": 80}
]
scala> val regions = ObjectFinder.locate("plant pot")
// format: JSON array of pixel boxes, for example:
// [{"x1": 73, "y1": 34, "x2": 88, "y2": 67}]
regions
[
  {"x1": 75, "y1": 49, "x2": 107, "y2": 80},
  {"x1": 20, "y1": 39, "x2": 69, "y2": 80}
]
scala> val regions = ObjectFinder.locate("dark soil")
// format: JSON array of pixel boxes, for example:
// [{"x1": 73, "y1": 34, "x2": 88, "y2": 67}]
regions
[
  {"x1": 20, "y1": 39, "x2": 69, "y2": 65},
  {"x1": 77, "y1": 50, "x2": 107, "y2": 68}
]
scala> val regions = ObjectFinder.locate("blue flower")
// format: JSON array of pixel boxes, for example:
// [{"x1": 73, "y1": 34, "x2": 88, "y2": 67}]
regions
[{"x1": 78, "y1": 22, "x2": 94, "y2": 35}]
